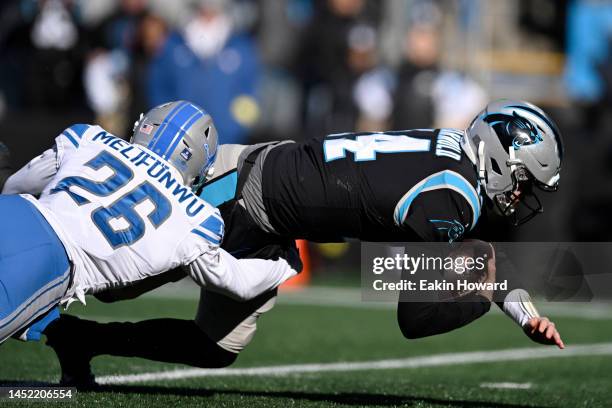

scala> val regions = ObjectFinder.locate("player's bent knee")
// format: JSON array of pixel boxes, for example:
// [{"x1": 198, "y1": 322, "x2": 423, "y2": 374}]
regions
[
  {"x1": 192, "y1": 340, "x2": 238, "y2": 368},
  {"x1": 398, "y1": 326, "x2": 425, "y2": 340},
  {"x1": 196, "y1": 291, "x2": 277, "y2": 355},
  {"x1": 205, "y1": 345, "x2": 238, "y2": 368},
  {"x1": 181, "y1": 321, "x2": 239, "y2": 368}
]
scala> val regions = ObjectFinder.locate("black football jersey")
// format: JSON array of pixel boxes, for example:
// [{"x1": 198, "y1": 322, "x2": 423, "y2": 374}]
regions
[{"x1": 261, "y1": 129, "x2": 483, "y2": 242}]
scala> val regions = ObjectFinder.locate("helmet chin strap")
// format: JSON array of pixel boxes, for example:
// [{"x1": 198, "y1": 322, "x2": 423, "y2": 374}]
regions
[
  {"x1": 508, "y1": 146, "x2": 517, "y2": 172},
  {"x1": 478, "y1": 141, "x2": 486, "y2": 182},
  {"x1": 507, "y1": 146, "x2": 523, "y2": 173}
]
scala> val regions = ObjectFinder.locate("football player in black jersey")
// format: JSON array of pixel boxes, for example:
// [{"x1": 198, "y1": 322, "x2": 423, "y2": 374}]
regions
[{"x1": 44, "y1": 100, "x2": 565, "y2": 386}]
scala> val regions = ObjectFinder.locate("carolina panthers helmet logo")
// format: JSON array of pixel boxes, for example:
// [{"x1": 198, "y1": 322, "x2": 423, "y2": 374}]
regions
[
  {"x1": 483, "y1": 111, "x2": 543, "y2": 151},
  {"x1": 430, "y1": 219, "x2": 465, "y2": 243}
]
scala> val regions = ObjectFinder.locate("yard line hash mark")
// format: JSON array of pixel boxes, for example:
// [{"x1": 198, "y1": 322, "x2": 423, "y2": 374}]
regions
[{"x1": 480, "y1": 382, "x2": 532, "y2": 390}]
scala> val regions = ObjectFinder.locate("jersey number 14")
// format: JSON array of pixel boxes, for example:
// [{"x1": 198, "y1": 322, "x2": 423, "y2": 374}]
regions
[{"x1": 323, "y1": 133, "x2": 431, "y2": 162}]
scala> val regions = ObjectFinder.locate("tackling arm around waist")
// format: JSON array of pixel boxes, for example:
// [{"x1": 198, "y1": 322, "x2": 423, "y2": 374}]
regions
[{"x1": 186, "y1": 247, "x2": 297, "y2": 301}]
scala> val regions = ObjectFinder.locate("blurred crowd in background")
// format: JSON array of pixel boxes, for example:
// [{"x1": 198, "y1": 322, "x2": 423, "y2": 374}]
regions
[{"x1": 1, "y1": 0, "x2": 612, "y2": 278}]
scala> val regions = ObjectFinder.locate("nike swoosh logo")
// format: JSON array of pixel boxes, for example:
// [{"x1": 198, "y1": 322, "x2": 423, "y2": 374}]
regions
[{"x1": 535, "y1": 158, "x2": 548, "y2": 167}]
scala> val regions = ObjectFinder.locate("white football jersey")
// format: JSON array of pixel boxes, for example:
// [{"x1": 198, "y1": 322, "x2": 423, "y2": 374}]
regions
[{"x1": 31, "y1": 124, "x2": 224, "y2": 299}]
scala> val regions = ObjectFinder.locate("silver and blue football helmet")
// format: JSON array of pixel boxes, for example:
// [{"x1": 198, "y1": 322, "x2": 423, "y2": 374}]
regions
[
  {"x1": 131, "y1": 100, "x2": 218, "y2": 191},
  {"x1": 463, "y1": 99, "x2": 564, "y2": 225}
]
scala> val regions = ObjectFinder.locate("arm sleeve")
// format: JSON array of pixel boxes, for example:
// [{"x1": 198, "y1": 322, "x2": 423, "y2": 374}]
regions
[
  {"x1": 402, "y1": 189, "x2": 475, "y2": 242},
  {"x1": 94, "y1": 267, "x2": 187, "y2": 303},
  {"x1": 186, "y1": 247, "x2": 297, "y2": 301},
  {"x1": 492, "y1": 250, "x2": 541, "y2": 327},
  {"x1": 397, "y1": 294, "x2": 491, "y2": 339},
  {"x1": 1, "y1": 148, "x2": 58, "y2": 195}
]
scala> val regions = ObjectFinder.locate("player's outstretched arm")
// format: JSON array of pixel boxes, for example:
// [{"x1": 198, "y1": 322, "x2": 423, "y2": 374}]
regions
[
  {"x1": 186, "y1": 247, "x2": 298, "y2": 301},
  {"x1": 94, "y1": 267, "x2": 187, "y2": 303},
  {"x1": 397, "y1": 239, "x2": 495, "y2": 339},
  {"x1": 3, "y1": 124, "x2": 92, "y2": 195},
  {"x1": 492, "y1": 250, "x2": 565, "y2": 349},
  {"x1": 1, "y1": 148, "x2": 58, "y2": 195},
  {"x1": 501, "y1": 288, "x2": 565, "y2": 349}
]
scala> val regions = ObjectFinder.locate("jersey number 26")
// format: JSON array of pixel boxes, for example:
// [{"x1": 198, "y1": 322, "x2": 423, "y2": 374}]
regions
[{"x1": 51, "y1": 151, "x2": 171, "y2": 249}]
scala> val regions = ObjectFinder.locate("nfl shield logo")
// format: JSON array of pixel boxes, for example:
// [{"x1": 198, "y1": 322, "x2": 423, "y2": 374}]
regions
[{"x1": 181, "y1": 147, "x2": 192, "y2": 161}]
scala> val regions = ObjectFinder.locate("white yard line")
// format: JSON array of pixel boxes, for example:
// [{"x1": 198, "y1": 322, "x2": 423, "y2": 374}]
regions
[
  {"x1": 97, "y1": 342, "x2": 612, "y2": 385},
  {"x1": 480, "y1": 382, "x2": 532, "y2": 390}
]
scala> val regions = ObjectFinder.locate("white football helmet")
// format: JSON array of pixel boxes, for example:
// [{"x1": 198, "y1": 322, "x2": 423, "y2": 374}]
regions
[
  {"x1": 463, "y1": 99, "x2": 563, "y2": 224},
  {"x1": 131, "y1": 101, "x2": 218, "y2": 192}
]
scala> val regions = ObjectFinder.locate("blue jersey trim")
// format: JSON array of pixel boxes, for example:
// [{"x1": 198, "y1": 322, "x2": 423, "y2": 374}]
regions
[
  {"x1": 61, "y1": 131, "x2": 79, "y2": 148},
  {"x1": 200, "y1": 214, "x2": 224, "y2": 238},
  {"x1": 191, "y1": 228, "x2": 221, "y2": 245},
  {"x1": 394, "y1": 170, "x2": 481, "y2": 230},
  {"x1": 68, "y1": 124, "x2": 89, "y2": 139}
]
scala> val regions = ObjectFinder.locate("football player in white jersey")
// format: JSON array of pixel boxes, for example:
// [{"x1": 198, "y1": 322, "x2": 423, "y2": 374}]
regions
[{"x1": 0, "y1": 100, "x2": 298, "y2": 347}]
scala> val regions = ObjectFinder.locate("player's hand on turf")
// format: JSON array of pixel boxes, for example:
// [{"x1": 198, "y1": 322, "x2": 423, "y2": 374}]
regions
[{"x1": 524, "y1": 317, "x2": 565, "y2": 349}]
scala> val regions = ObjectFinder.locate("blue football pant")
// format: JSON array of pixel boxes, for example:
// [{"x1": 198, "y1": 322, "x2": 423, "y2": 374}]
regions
[{"x1": 0, "y1": 195, "x2": 71, "y2": 343}]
